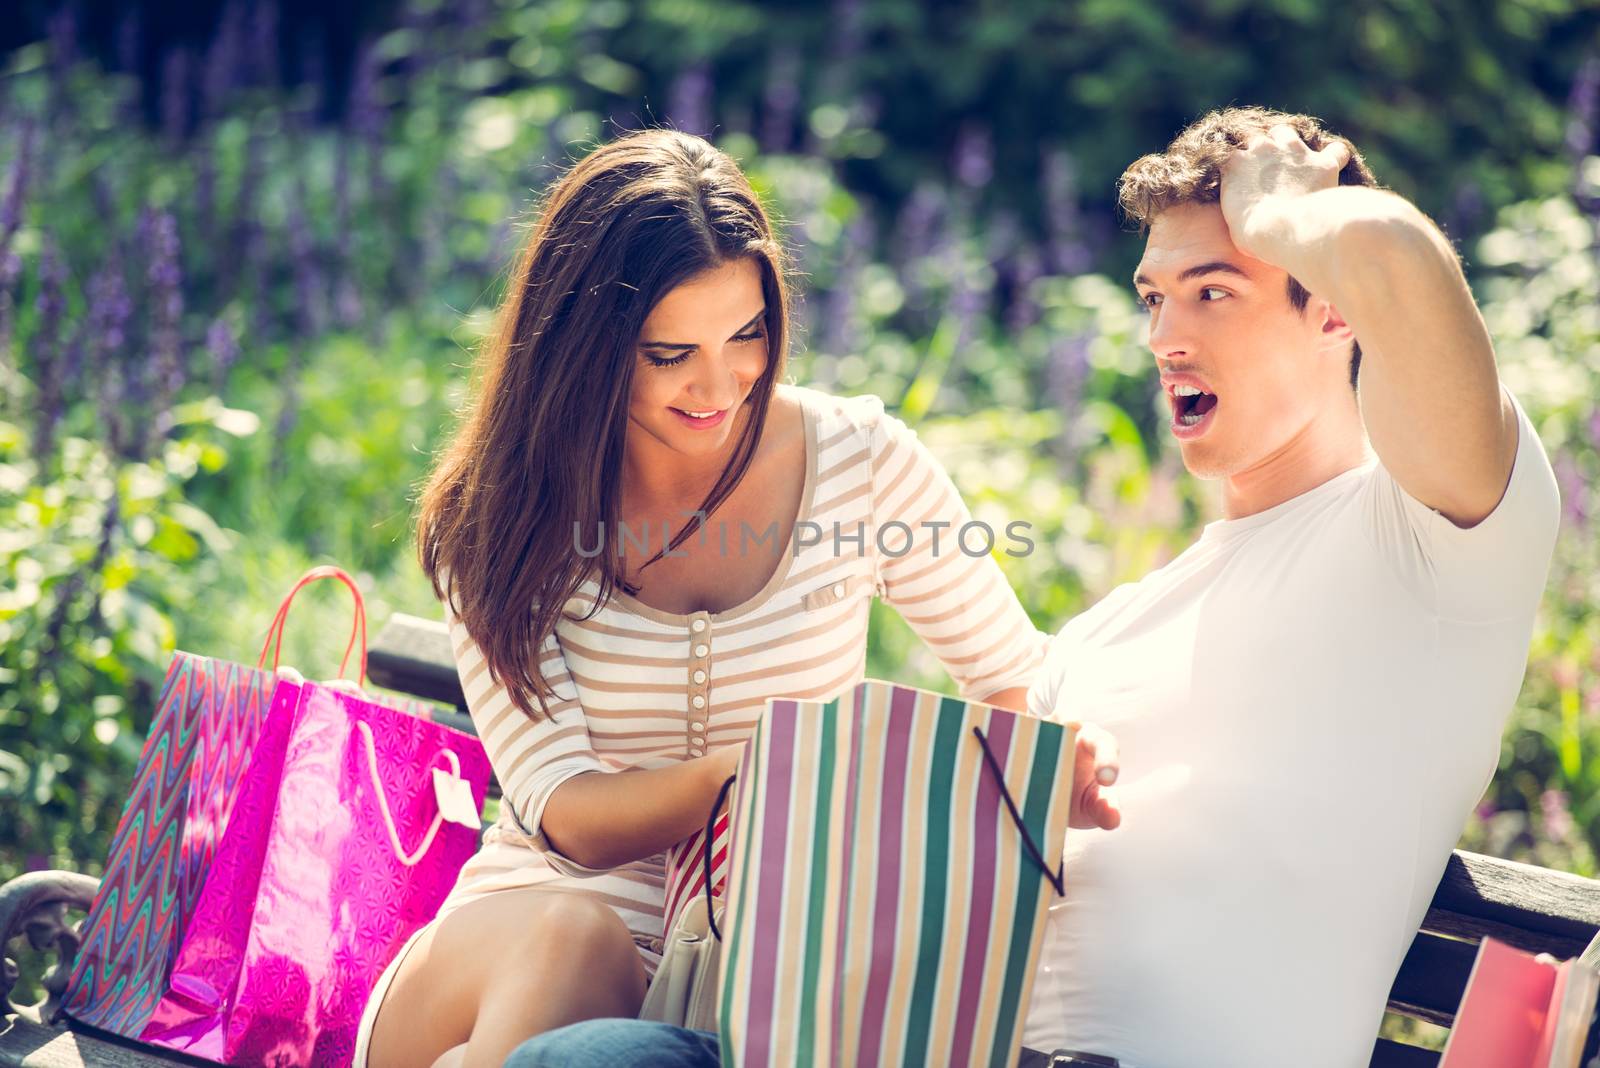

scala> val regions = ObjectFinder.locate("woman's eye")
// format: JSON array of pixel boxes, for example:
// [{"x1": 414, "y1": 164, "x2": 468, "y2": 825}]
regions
[
  {"x1": 645, "y1": 351, "x2": 691, "y2": 368},
  {"x1": 1200, "y1": 286, "x2": 1229, "y2": 301},
  {"x1": 733, "y1": 330, "x2": 766, "y2": 343}
]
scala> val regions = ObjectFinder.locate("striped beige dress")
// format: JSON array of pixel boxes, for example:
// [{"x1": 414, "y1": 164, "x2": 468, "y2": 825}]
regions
[{"x1": 353, "y1": 384, "x2": 1049, "y2": 1062}]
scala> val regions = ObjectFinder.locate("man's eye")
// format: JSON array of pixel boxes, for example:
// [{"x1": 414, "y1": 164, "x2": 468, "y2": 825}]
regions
[
  {"x1": 1200, "y1": 286, "x2": 1229, "y2": 301},
  {"x1": 1140, "y1": 293, "x2": 1162, "y2": 309}
]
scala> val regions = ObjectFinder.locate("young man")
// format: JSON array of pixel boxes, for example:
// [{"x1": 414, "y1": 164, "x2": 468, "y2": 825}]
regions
[{"x1": 1020, "y1": 107, "x2": 1560, "y2": 1066}]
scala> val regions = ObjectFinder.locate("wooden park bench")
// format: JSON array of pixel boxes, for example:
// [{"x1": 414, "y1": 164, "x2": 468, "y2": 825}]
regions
[{"x1": 6, "y1": 611, "x2": 1600, "y2": 1066}]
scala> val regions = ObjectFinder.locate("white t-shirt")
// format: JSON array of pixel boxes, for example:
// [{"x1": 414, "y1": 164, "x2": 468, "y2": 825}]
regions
[{"x1": 1021, "y1": 386, "x2": 1560, "y2": 1068}]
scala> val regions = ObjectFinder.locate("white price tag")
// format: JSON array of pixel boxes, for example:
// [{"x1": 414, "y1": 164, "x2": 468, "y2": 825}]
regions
[{"x1": 432, "y1": 767, "x2": 481, "y2": 829}]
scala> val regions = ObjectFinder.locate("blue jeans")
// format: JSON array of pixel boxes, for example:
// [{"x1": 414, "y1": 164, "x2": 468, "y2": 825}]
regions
[{"x1": 503, "y1": 1019, "x2": 721, "y2": 1067}]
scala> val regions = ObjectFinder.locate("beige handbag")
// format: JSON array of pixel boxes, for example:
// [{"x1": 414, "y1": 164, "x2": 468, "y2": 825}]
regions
[{"x1": 638, "y1": 892, "x2": 724, "y2": 1032}]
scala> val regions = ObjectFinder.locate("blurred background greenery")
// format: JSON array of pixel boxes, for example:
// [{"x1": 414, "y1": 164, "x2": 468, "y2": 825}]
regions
[{"x1": 1, "y1": 0, "x2": 1598, "y2": 1039}]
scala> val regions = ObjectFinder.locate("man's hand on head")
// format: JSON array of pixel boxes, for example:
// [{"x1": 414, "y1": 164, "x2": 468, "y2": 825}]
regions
[{"x1": 1219, "y1": 124, "x2": 1351, "y2": 259}]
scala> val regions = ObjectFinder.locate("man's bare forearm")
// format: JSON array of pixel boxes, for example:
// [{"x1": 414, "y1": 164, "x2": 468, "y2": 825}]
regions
[{"x1": 1233, "y1": 185, "x2": 1462, "y2": 321}]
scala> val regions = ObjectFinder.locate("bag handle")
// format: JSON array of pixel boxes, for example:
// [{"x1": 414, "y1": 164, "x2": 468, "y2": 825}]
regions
[
  {"x1": 353, "y1": 719, "x2": 462, "y2": 866},
  {"x1": 257, "y1": 566, "x2": 368, "y2": 687},
  {"x1": 705, "y1": 774, "x2": 736, "y2": 942},
  {"x1": 972, "y1": 726, "x2": 1067, "y2": 897}
]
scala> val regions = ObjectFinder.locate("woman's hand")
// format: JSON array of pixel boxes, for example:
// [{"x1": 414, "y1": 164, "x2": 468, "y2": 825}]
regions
[{"x1": 1066, "y1": 722, "x2": 1121, "y2": 831}]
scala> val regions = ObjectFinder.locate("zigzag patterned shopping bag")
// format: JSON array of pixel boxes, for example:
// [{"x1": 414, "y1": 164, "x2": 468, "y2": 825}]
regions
[
  {"x1": 59, "y1": 653, "x2": 280, "y2": 1034},
  {"x1": 718, "y1": 680, "x2": 1076, "y2": 1068}
]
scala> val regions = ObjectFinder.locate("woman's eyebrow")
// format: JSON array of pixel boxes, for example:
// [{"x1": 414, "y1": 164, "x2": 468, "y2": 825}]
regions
[{"x1": 639, "y1": 308, "x2": 766, "y2": 351}]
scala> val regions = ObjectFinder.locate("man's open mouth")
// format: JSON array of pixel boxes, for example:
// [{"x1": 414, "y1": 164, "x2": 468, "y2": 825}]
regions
[{"x1": 1173, "y1": 385, "x2": 1218, "y2": 427}]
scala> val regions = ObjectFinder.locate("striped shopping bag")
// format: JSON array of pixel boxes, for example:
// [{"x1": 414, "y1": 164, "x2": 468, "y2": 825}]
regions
[
  {"x1": 662, "y1": 806, "x2": 730, "y2": 940},
  {"x1": 717, "y1": 679, "x2": 1076, "y2": 1068}
]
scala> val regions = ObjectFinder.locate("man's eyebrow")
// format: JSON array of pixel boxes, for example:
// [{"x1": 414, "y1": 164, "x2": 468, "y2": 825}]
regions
[
  {"x1": 1132, "y1": 261, "x2": 1252, "y2": 289},
  {"x1": 640, "y1": 309, "x2": 766, "y2": 351}
]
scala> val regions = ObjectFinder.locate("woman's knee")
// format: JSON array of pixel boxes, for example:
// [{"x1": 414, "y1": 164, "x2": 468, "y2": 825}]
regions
[{"x1": 475, "y1": 893, "x2": 646, "y2": 1022}]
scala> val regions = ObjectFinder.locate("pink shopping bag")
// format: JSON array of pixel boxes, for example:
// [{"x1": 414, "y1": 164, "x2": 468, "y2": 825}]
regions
[
  {"x1": 133, "y1": 567, "x2": 492, "y2": 1066},
  {"x1": 60, "y1": 567, "x2": 386, "y2": 1036}
]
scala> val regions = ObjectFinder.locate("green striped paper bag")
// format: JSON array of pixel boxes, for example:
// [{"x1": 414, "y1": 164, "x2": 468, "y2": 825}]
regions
[{"x1": 717, "y1": 679, "x2": 1076, "y2": 1068}]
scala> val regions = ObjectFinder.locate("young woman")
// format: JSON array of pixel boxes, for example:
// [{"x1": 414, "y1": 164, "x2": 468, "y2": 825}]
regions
[{"x1": 355, "y1": 129, "x2": 1120, "y2": 1068}]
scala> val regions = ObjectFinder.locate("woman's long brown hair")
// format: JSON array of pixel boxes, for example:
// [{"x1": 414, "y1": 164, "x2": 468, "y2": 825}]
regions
[{"x1": 416, "y1": 130, "x2": 791, "y2": 720}]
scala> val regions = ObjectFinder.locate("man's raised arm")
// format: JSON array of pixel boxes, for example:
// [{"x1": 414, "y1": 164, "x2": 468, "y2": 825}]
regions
[{"x1": 1219, "y1": 123, "x2": 1516, "y2": 529}]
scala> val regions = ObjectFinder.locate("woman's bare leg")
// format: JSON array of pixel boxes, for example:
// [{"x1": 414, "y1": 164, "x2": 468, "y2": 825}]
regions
[
  {"x1": 366, "y1": 889, "x2": 648, "y2": 1068},
  {"x1": 429, "y1": 1046, "x2": 466, "y2": 1068}
]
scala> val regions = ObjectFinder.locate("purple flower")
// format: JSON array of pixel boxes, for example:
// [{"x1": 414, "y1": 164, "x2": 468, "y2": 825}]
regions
[
  {"x1": 1, "y1": 118, "x2": 36, "y2": 255},
  {"x1": 1443, "y1": 180, "x2": 1485, "y2": 241},
  {"x1": 1005, "y1": 243, "x2": 1046, "y2": 335},
  {"x1": 248, "y1": 0, "x2": 281, "y2": 88},
  {"x1": 891, "y1": 182, "x2": 946, "y2": 276},
  {"x1": 31, "y1": 239, "x2": 67, "y2": 460},
  {"x1": 331, "y1": 134, "x2": 364, "y2": 328},
  {"x1": 195, "y1": 144, "x2": 216, "y2": 240},
  {"x1": 953, "y1": 123, "x2": 994, "y2": 190},
  {"x1": 205, "y1": 316, "x2": 240, "y2": 396},
  {"x1": 202, "y1": 1, "x2": 245, "y2": 120},
  {"x1": 1047, "y1": 334, "x2": 1092, "y2": 430},
  {"x1": 161, "y1": 47, "x2": 192, "y2": 145},
  {"x1": 821, "y1": 207, "x2": 876, "y2": 359},
  {"x1": 141, "y1": 208, "x2": 186, "y2": 447},
  {"x1": 86, "y1": 256, "x2": 133, "y2": 455},
  {"x1": 1043, "y1": 148, "x2": 1093, "y2": 276},
  {"x1": 1553, "y1": 453, "x2": 1588, "y2": 529},
  {"x1": 348, "y1": 41, "x2": 388, "y2": 203},
  {"x1": 224, "y1": 124, "x2": 266, "y2": 305},
  {"x1": 829, "y1": 0, "x2": 865, "y2": 64},
  {"x1": 761, "y1": 47, "x2": 801, "y2": 153},
  {"x1": 668, "y1": 62, "x2": 715, "y2": 139},
  {"x1": 286, "y1": 175, "x2": 325, "y2": 337},
  {"x1": 45, "y1": 7, "x2": 78, "y2": 118},
  {"x1": 115, "y1": 9, "x2": 139, "y2": 74},
  {"x1": 950, "y1": 266, "x2": 989, "y2": 354},
  {"x1": 1540, "y1": 789, "x2": 1574, "y2": 844},
  {"x1": 1565, "y1": 53, "x2": 1600, "y2": 161},
  {"x1": 0, "y1": 250, "x2": 20, "y2": 401}
]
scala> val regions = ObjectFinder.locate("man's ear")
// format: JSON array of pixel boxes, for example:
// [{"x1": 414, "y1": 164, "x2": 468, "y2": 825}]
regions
[{"x1": 1319, "y1": 300, "x2": 1355, "y2": 350}]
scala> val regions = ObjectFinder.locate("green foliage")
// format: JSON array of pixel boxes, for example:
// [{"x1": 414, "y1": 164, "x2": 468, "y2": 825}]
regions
[
  {"x1": 1460, "y1": 159, "x2": 1600, "y2": 876},
  {"x1": 0, "y1": 409, "x2": 253, "y2": 881}
]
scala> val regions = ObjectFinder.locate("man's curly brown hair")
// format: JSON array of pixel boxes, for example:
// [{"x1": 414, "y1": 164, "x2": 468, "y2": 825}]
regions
[{"x1": 1119, "y1": 107, "x2": 1380, "y2": 389}]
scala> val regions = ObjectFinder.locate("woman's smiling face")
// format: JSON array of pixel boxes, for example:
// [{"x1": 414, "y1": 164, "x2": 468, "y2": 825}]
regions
[{"x1": 627, "y1": 257, "x2": 770, "y2": 461}]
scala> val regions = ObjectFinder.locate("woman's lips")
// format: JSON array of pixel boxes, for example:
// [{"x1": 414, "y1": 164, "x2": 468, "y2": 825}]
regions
[{"x1": 671, "y1": 406, "x2": 728, "y2": 429}]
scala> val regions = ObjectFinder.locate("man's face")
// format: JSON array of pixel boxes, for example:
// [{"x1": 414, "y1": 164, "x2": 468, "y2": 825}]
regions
[{"x1": 1133, "y1": 202, "x2": 1344, "y2": 480}]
